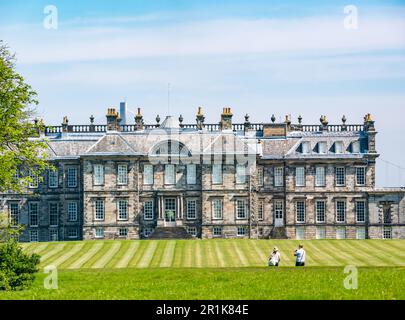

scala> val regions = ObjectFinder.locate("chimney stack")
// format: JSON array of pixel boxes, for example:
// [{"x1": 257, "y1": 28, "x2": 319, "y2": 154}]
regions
[
  {"x1": 220, "y1": 107, "x2": 233, "y2": 131},
  {"x1": 106, "y1": 108, "x2": 120, "y2": 131}
]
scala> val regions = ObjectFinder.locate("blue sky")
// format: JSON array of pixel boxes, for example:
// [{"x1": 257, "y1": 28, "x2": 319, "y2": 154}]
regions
[{"x1": 1, "y1": 0, "x2": 405, "y2": 186}]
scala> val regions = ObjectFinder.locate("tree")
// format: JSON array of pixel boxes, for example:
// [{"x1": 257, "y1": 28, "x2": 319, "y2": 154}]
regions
[
  {"x1": 0, "y1": 213, "x2": 40, "y2": 291},
  {"x1": 0, "y1": 40, "x2": 49, "y2": 193}
]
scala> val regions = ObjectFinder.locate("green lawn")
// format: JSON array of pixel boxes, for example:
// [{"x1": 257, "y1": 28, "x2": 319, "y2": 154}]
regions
[
  {"x1": 1, "y1": 239, "x2": 404, "y2": 300},
  {"x1": 19, "y1": 239, "x2": 405, "y2": 269}
]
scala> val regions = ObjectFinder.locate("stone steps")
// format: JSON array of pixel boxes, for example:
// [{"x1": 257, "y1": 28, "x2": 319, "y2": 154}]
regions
[
  {"x1": 270, "y1": 227, "x2": 288, "y2": 239},
  {"x1": 148, "y1": 227, "x2": 194, "y2": 240}
]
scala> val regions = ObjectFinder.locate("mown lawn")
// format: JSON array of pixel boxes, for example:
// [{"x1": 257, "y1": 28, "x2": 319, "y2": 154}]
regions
[
  {"x1": 1, "y1": 267, "x2": 404, "y2": 300},
  {"x1": 19, "y1": 239, "x2": 405, "y2": 269}
]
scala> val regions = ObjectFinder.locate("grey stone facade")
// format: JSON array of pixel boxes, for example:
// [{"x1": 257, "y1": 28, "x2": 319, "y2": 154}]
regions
[{"x1": 1, "y1": 108, "x2": 404, "y2": 241}]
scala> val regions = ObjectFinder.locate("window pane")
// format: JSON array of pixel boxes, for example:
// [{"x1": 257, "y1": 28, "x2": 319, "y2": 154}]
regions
[
  {"x1": 296, "y1": 201, "x2": 305, "y2": 223},
  {"x1": 144, "y1": 200, "x2": 154, "y2": 220},
  {"x1": 335, "y1": 167, "x2": 346, "y2": 186},
  {"x1": 296, "y1": 227, "x2": 305, "y2": 240},
  {"x1": 258, "y1": 167, "x2": 264, "y2": 186},
  {"x1": 258, "y1": 201, "x2": 264, "y2": 221},
  {"x1": 212, "y1": 164, "x2": 222, "y2": 184},
  {"x1": 336, "y1": 201, "x2": 346, "y2": 222},
  {"x1": 187, "y1": 200, "x2": 196, "y2": 219},
  {"x1": 236, "y1": 164, "x2": 246, "y2": 184},
  {"x1": 316, "y1": 201, "x2": 326, "y2": 222},
  {"x1": 29, "y1": 203, "x2": 38, "y2": 227},
  {"x1": 356, "y1": 167, "x2": 366, "y2": 186},
  {"x1": 356, "y1": 201, "x2": 366, "y2": 222},
  {"x1": 165, "y1": 164, "x2": 175, "y2": 185},
  {"x1": 237, "y1": 200, "x2": 247, "y2": 219},
  {"x1": 68, "y1": 168, "x2": 77, "y2": 187},
  {"x1": 117, "y1": 165, "x2": 128, "y2": 185},
  {"x1": 187, "y1": 164, "x2": 197, "y2": 185},
  {"x1": 352, "y1": 141, "x2": 361, "y2": 153},
  {"x1": 144, "y1": 165, "x2": 153, "y2": 185},
  {"x1": 95, "y1": 200, "x2": 105, "y2": 220},
  {"x1": 118, "y1": 200, "x2": 128, "y2": 220},
  {"x1": 212, "y1": 199, "x2": 223, "y2": 219},
  {"x1": 335, "y1": 141, "x2": 344, "y2": 154},
  {"x1": 316, "y1": 227, "x2": 326, "y2": 239},
  {"x1": 274, "y1": 167, "x2": 284, "y2": 187},
  {"x1": 315, "y1": 167, "x2": 326, "y2": 187},
  {"x1": 49, "y1": 203, "x2": 58, "y2": 226},
  {"x1": 296, "y1": 167, "x2": 305, "y2": 187},
  {"x1": 318, "y1": 142, "x2": 327, "y2": 154},
  {"x1": 68, "y1": 202, "x2": 78, "y2": 221},
  {"x1": 29, "y1": 171, "x2": 39, "y2": 188},
  {"x1": 356, "y1": 227, "x2": 366, "y2": 239},
  {"x1": 94, "y1": 164, "x2": 104, "y2": 185},
  {"x1": 49, "y1": 169, "x2": 58, "y2": 188},
  {"x1": 9, "y1": 203, "x2": 19, "y2": 226}
]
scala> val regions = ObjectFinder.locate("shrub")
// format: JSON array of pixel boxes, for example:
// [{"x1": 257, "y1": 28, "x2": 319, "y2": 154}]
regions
[{"x1": 0, "y1": 239, "x2": 40, "y2": 291}]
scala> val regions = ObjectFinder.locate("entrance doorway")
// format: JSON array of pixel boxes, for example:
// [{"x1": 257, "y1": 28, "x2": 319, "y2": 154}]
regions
[{"x1": 164, "y1": 198, "x2": 176, "y2": 227}]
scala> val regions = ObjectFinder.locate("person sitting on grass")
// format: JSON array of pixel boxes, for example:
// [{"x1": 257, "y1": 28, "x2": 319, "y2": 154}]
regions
[
  {"x1": 294, "y1": 244, "x2": 306, "y2": 267},
  {"x1": 268, "y1": 247, "x2": 281, "y2": 267}
]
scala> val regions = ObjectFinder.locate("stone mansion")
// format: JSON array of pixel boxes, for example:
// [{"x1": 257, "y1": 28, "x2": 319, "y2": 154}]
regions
[{"x1": 1, "y1": 106, "x2": 404, "y2": 242}]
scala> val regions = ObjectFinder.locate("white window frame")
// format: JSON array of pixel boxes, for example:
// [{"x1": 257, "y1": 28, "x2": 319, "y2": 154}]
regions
[
  {"x1": 316, "y1": 226, "x2": 326, "y2": 239},
  {"x1": 95, "y1": 200, "x2": 105, "y2": 221},
  {"x1": 28, "y1": 171, "x2": 39, "y2": 189},
  {"x1": 275, "y1": 200, "x2": 284, "y2": 220},
  {"x1": 48, "y1": 169, "x2": 58, "y2": 188},
  {"x1": 93, "y1": 164, "x2": 104, "y2": 186},
  {"x1": 187, "y1": 227, "x2": 198, "y2": 237},
  {"x1": 336, "y1": 227, "x2": 346, "y2": 239},
  {"x1": 295, "y1": 167, "x2": 305, "y2": 187},
  {"x1": 213, "y1": 226, "x2": 222, "y2": 237},
  {"x1": 236, "y1": 164, "x2": 246, "y2": 184},
  {"x1": 29, "y1": 202, "x2": 39, "y2": 227},
  {"x1": 356, "y1": 227, "x2": 366, "y2": 240},
  {"x1": 302, "y1": 141, "x2": 311, "y2": 154},
  {"x1": 296, "y1": 226, "x2": 305, "y2": 240},
  {"x1": 336, "y1": 200, "x2": 346, "y2": 223},
  {"x1": 186, "y1": 199, "x2": 197, "y2": 220},
  {"x1": 236, "y1": 199, "x2": 248, "y2": 220},
  {"x1": 296, "y1": 201, "x2": 305, "y2": 223},
  {"x1": 49, "y1": 229, "x2": 58, "y2": 242},
  {"x1": 335, "y1": 167, "x2": 346, "y2": 186},
  {"x1": 119, "y1": 228, "x2": 128, "y2": 237},
  {"x1": 187, "y1": 164, "x2": 197, "y2": 185},
  {"x1": 212, "y1": 199, "x2": 223, "y2": 220},
  {"x1": 143, "y1": 164, "x2": 154, "y2": 185},
  {"x1": 356, "y1": 167, "x2": 366, "y2": 186},
  {"x1": 318, "y1": 142, "x2": 327, "y2": 154},
  {"x1": 68, "y1": 228, "x2": 78, "y2": 239},
  {"x1": 68, "y1": 202, "x2": 78, "y2": 222},
  {"x1": 212, "y1": 164, "x2": 223, "y2": 185},
  {"x1": 335, "y1": 141, "x2": 344, "y2": 154},
  {"x1": 95, "y1": 228, "x2": 104, "y2": 239},
  {"x1": 237, "y1": 226, "x2": 247, "y2": 237},
  {"x1": 356, "y1": 200, "x2": 366, "y2": 223},
  {"x1": 383, "y1": 227, "x2": 392, "y2": 239},
  {"x1": 49, "y1": 202, "x2": 59, "y2": 227},
  {"x1": 9, "y1": 202, "x2": 19, "y2": 227},
  {"x1": 315, "y1": 167, "x2": 326, "y2": 187},
  {"x1": 274, "y1": 167, "x2": 284, "y2": 187},
  {"x1": 143, "y1": 200, "x2": 154, "y2": 220},
  {"x1": 67, "y1": 167, "x2": 78, "y2": 188},
  {"x1": 117, "y1": 164, "x2": 128, "y2": 185},
  {"x1": 118, "y1": 200, "x2": 129, "y2": 221},
  {"x1": 352, "y1": 141, "x2": 361, "y2": 153},
  {"x1": 164, "y1": 164, "x2": 176, "y2": 185},
  {"x1": 30, "y1": 230, "x2": 39, "y2": 243},
  {"x1": 316, "y1": 200, "x2": 326, "y2": 223}
]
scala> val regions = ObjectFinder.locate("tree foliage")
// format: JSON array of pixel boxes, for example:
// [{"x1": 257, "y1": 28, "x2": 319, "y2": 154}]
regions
[
  {"x1": 0, "y1": 213, "x2": 40, "y2": 291},
  {"x1": 0, "y1": 40, "x2": 49, "y2": 192}
]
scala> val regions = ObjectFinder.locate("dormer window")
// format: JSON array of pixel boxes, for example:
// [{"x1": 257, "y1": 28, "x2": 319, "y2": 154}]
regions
[
  {"x1": 352, "y1": 141, "x2": 361, "y2": 153},
  {"x1": 335, "y1": 141, "x2": 344, "y2": 154},
  {"x1": 302, "y1": 141, "x2": 311, "y2": 154},
  {"x1": 318, "y1": 142, "x2": 327, "y2": 154}
]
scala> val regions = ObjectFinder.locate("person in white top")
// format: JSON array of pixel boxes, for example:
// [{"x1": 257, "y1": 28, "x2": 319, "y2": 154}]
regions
[
  {"x1": 294, "y1": 244, "x2": 306, "y2": 267},
  {"x1": 268, "y1": 247, "x2": 281, "y2": 267}
]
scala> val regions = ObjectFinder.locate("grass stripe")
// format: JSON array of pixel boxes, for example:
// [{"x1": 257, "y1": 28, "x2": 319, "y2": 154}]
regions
[
  {"x1": 160, "y1": 241, "x2": 176, "y2": 268},
  {"x1": 91, "y1": 242, "x2": 122, "y2": 269},
  {"x1": 195, "y1": 241, "x2": 202, "y2": 267},
  {"x1": 31, "y1": 243, "x2": 50, "y2": 255},
  {"x1": 149, "y1": 241, "x2": 167, "y2": 267},
  {"x1": 127, "y1": 241, "x2": 149, "y2": 267},
  {"x1": 214, "y1": 241, "x2": 226, "y2": 267},
  {"x1": 115, "y1": 242, "x2": 140, "y2": 268},
  {"x1": 50, "y1": 243, "x2": 85, "y2": 267},
  {"x1": 302, "y1": 242, "x2": 336, "y2": 266},
  {"x1": 68, "y1": 242, "x2": 104, "y2": 269},
  {"x1": 232, "y1": 241, "x2": 249, "y2": 267},
  {"x1": 137, "y1": 241, "x2": 158, "y2": 268},
  {"x1": 39, "y1": 243, "x2": 66, "y2": 265}
]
